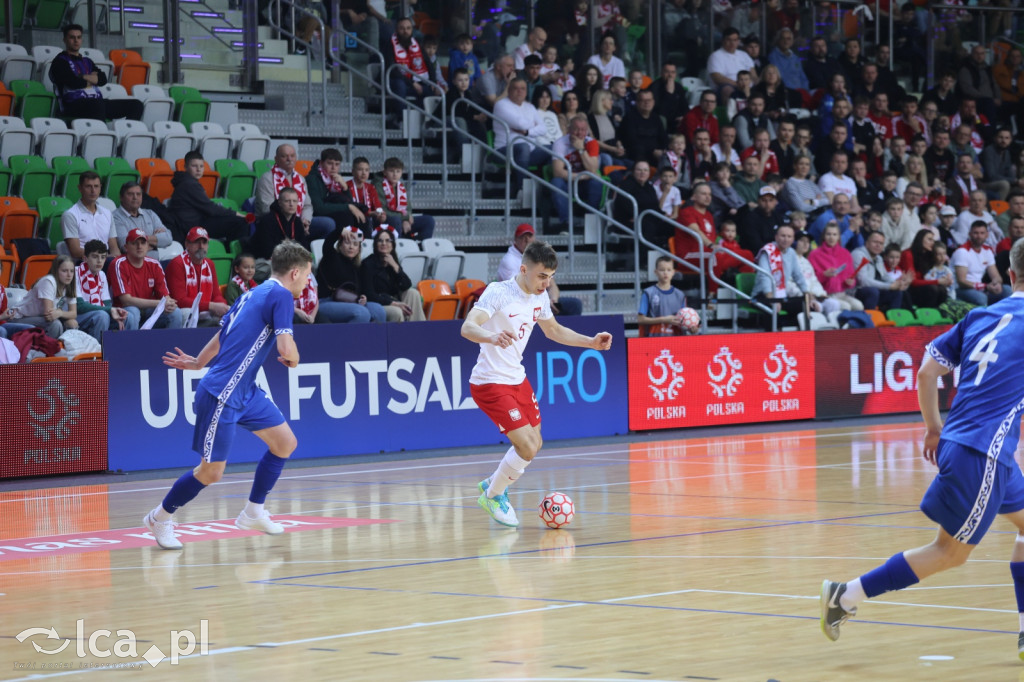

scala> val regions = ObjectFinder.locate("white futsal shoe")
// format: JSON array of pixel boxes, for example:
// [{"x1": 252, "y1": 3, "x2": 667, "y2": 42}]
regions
[
  {"x1": 236, "y1": 508, "x2": 285, "y2": 535},
  {"x1": 143, "y1": 510, "x2": 183, "y2": 550}
]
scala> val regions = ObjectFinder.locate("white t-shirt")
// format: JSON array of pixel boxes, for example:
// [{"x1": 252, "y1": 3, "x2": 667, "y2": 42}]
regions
[
  {"x1": 497, "y1": 244, "x2": 523, "y2": 281},
  {"x1": 469, "y1": 278, "x2": 553, "y2": 385},
  {"x1": 818, "y1": 172, "x2": 856, "y2": 201},
  {"x1": 654, "y1": 184, "x2": 683, "y2": 216},
  {"x1": 950, "y1": 244, "x2": 995, "y2": 284},
  {"x1": 493, "y1": 99, "x2": 546, "y2": 150},
  {"x1": 952, "y1": 209, "x2": 1002, "y2": 248},
  {"x1": 586, "y1": 54, "x2": 626, "y2": 87},
  {"x1": 514, "y1": 43, "x2": 540, "y2": 70},
  {"x1": 61, "y1": 201, "x2": 115, "y2": 244},
  {"x1": 707, "y1": 48, "x2": 755, "y2": 83},
  {"x1": 711, "y1": 143, "x2": 741, "y2": 169},
  {"x1": 19, "y1": 275, "x2": 69, "y2": 318}
]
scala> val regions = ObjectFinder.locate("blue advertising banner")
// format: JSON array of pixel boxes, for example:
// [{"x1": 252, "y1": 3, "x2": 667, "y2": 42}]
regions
[{"x1": 106, "y1": 316, "x2": 627, "y2": 471}]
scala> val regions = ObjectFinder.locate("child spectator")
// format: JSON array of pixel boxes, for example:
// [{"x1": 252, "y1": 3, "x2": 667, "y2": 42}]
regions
[
  {"x1": 659, "y1": 134, "x2": 693, "y2": 189},
  {"x1": 447, "y1": 34, "x2": 481, "y2": 88},
  {"x1": 348, "y1": 156, "x2": 386, "y2": 226},
  {"x1": 76, "y1": 239, "x2": 136, "y2": 333},
  {"x1": 421, "y1": 36, "x2": 447, "y2": 92},
  {"x1": 925, "y1": 242, "x2": 956, "y2": 301},
  {"x1": 624, "y1": 69, "x2": 644, "y2": 110},
  {"x1": 374, "y1": 157, "x2": 435, "y2": 241},
  {"x1": 638, "y1": 256, "x2": 693, "y2": 336},
  {"x1": 17, "y1": 255, "x2": 92, "y2": 339},
  {"x1": 733, "y1": 70, "x2": 753, "y2": 111},
  {"x1": 654, "y1": 167, "x2": 683, "y2": 220},
  {"x1": 225, "y1": 253, "x2": 257, "y2": 304},
  {"x1": 712, "y1": 218, "x2": 755, "y2": 284},
  {"x1": 608, "y1": 76, "x2": 627, "y2": 126}
]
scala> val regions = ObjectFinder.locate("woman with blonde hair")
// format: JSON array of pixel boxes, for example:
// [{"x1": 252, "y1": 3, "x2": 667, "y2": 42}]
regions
[
  {"x1": 587, "y1": 89, "x2": 631, "y2": 169},
  {"x1": 896, "y1": 154, "x2": 929, "y2": 197},
  {"x1": 751, "y1": 63, "x2": 789, "y2": 119},
  {"x1": 15, "y1": 255, "x2": 109, "y2": 340}
]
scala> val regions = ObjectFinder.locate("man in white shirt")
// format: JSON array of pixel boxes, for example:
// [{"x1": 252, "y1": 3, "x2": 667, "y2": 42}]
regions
[
  {"x1": 951, "y1": 220, "x2": 1010, "y2": 305},
  {"x1": 707, "y1": 27, "x2": 757, "y2": 104},
  {"x1": 461, "y1": 240, "x2": 612, "y2": 527},
  {"x1": 952, "y1": 190, "x2": 1003, "y2": 247},
  {"x1": 497, "y1": 223, "x2": 582, "y2": 315},
  {"x1": 818, "y1": 152, "x2": 860, "y2": 214},
  {"x1": 493, "y1": 77, "x2": 550, "y2": 195},
  {"x1": 61, "y1": 171, "x2": 119, "y2": 260},
  {"x1": 514, "y1": 27, "x2": 546, "y2": 69}
]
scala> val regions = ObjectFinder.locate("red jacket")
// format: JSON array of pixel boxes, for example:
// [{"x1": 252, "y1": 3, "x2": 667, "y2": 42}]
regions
[
  {"x1": 680, "y1": 109, "x2": 720, "y2": 145},
  {"x1": 165, "y1": 253, "x2": 226, "y2": 312}
]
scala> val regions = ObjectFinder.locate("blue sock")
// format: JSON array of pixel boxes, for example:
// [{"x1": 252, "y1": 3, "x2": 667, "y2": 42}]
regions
[
  {"x1": 859, "y1": 552, "x2": 920, "y2": 598},
  {"x1": 249, "y1": 451, "x2": 287, "y2": 504},
  {"x1": 1010, "y1": 562, "x2": 1024, "y2": 613},
  {"x1": 161, "y1": 473, "x2": 206, "y2": 515}
]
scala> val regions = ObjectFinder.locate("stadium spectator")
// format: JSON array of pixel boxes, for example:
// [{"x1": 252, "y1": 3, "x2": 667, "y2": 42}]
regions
[
  {"x1": 659, "y1": 134, "x2": 694, "y2": 191},
  {"x1": 997, "y1": 191, "x2": 1024, "y2": 235},
  {"x1": 681, "y1": 90, "x2": 720, "y2": 145},
  {"x1": 947, "y1": 153, "x2": 983, "y2": 210},
  {"x1": 61, "y1": 171, "x2": 119, "y2": 260},
  {"x1": 551, "y1": 115, "x2": 602, "y2": 229},
  {"x1": 531, "y1": 86, "x2": 562, "y2": 148},
  {"x1": 587, "y1": 35, "x2": 626, "y2": 88},
  {"x1": 808, "y1": 193, "x2": 863, "y2": 248},
  {"x1": 957, "y1": 43, "x2": 1001, "y2": 123},
  {"x1": 733, "y1": 154, "x2": 766, "y2": 209},
  {"x1": 978, "y1": 127, "x2": 1015, "y2": 200},
  {"x1": 711, "y1": 124, "x2": 741, "y2": 170},
  {"x1": 837, "y1": 38, "x2": 867, "y2": 93},
  {"x1": 900, "y1": 229, "x2": 951, "y2": 309},
  {"x1": 647, "y1": 62, "x2": 687, "y2": 130},
  {"x1": 114, "y1": 182, "x2": 182, "y2": 261},
  {"x1": 386, "y1": 18, "x2": 428, "y2": 128},
  {"x1": 170, "y1": 151, "x2": 248, "y2": 242},
  {"x1": 497, "y1": 223, "x2": 582, "y2": 316},
  {"x1": 784, "y1": 155, "x2": 831, "y2": 215},
  {"x1": 879, "y1": 197, "x2": 918, "y2": 251},
  {"x1": 0, "y1": 281, "x2": 34, "y2": 339},
  {"x1": 315, "y1": 225, "x2": 387, "y2": 323},
  {"x1": 110, "y1": 229, "x2": 183, "y2": 329},
  {"x1": 952, "y1": 190, "x2": 1003, "y2": 247},
  {"x1": 587, "y1": 90, "x2": 630, "y2": 170},
  {"x1": 520, "y1": 55, "x2": 544, "y2": 101},
  {"x1": 893, "y1": 96, "x2": 927, "y2": 146},
  {"x1": 993, "y1": 47, "x2": 1024, "y2": 133},
  {"x1": 738, "y1": 185, "x2": 783, "y2": 254},
  {"x1": 739, "y1": 128, "x2": 779, "y2": 181},
  {"x1": 620, "y1": 89, "x2": 667, "y2": 166},
  {"x1": 514, "y1": 26, "x2": 546, "y2": 69},
  {"x1": 815, "y1": 121, "x2": 853, "y2": 177},
  {"x1": 165, "y1": 227, "x2": 230, "y2": 325},
  {"x1": 734, "y1": 94, "x2": 775, "y2": 150},
  {"x1": 995, "y1": 215, "x2": 1024, "y2": 283},
  {"x1": 818, "y1": 152, "x2": 859, "y2": 212},
  {"x1": 804, "y1": 36, "x2": 840, "y2": 92},
  {"x1": 493, "y1": 77, "x2": 551, "y2": 197},
  {"x1": 448, "y1": 33, "x2": 482, "y2": 88},
  {"x1": 255, "y1": 144, "x2": 334, "y2": 239},
  {"x1": 76, "y1": 239, "x2": 137, "y2": 333},
  {"x1": 952, "y1": 220, "x2": 1010, "y2": 305},
  {"x1": 751, "y1": 223, "x2": 819, "y2": 321},
  {"x1": 223, "y1": 253, "x2": 256, "y2": 305},
  {"x1": 709, "y1": 161, "x2": 746, "y2": 222},
  {"x1": 770, "y1": 118, "x2": 797, "y2": 178},
  {"x1": 473, "y1": 54, "x2": 514, "y2": 110},
  {"x1": 16, "y1": 255, "x2": 97, "y2": 339},
  {"x1": 49, "y1": 24, "x2": 143, "y2": 121},
  {"x1": 374, "y1": 157, "x2": 435, "y2": 241},
  {"x1": 922, "y1": 71, "x2": 960, "y2": 117},
  {"x1": 707, "y1": 28, "x2": 757, "y2": 105},
  {"x1": 768, "y1": 28, "x2": 808, "y2": 92},
  {"x1": 572, "y1": 64, "x2": 603, "y2": 113},
  {"x1": 251, "y1": 187, "x2": 308, "y2": 261},
  {"x1": 347, "y1": 156, "x2": 386, "y2": 225},
  {"x1": 850, "y1": 230, "x2": 908, "y2": 311},
  {"x1": 808, "y1": 222, "x2": 864, "y2": 311},
  {"x1": 360, "y1": 226, "x2": 425, "y2": 321},
  {"x1": 752, "y1": 64, "x2": 792, "y2": 121},
  {"x1": 306, "y1": 148, "x2": 370, "y2": 232}
]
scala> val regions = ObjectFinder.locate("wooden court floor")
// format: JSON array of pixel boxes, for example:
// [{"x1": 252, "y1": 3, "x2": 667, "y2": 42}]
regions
[{"x1": 4, "y1": 420, "x2": 1024, "y2": 681}]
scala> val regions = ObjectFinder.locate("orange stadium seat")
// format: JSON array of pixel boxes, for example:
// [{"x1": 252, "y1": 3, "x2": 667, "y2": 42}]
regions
[
  {"x1": 137, "y1": 157, "x2": 175, "y2": 202},
  {"x1": 20, "y1": 254, "x2": 55, "y2": 289},
  {"x1": 866, "y1": 309, "x2": 896, "y2": 328},
  {"x1": 454, "y1": 278, "x2": 485, "y2": 317},
  {"x1": 0, "y1": 196, "x2": 39, "y2": 244},
  {"x1": 294, "y1": 159, "x2": 314, "y2": 177},
  {"x1": 175, "y1": 158, "x2": 219, "y2": 198},
  {"x1": 990, "y1": 200, "x2": 1009, "y2": 216},
  {"x1": 417, "y1": 279, "x2": 461, "y2": 320}
]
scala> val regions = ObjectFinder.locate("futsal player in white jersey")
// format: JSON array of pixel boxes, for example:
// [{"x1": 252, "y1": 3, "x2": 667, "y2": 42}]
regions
[
  {"x1": 461, "y1": 240, "x2": 612, "y2": 527},
  {"x1": 821, "y1": 238, "x2": 1024, "y2": 657}
]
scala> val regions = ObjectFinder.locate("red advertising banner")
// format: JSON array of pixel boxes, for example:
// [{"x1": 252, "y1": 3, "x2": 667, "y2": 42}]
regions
[
  {"x1": 814, "y1": 326, "x2": 956, "y2": 419},
  {"x1": 628, "y1": 332, "x2": 817, "y2": 430},
  {"x1": 0, "y1": 362, "x2": 109, "y2": 479}
]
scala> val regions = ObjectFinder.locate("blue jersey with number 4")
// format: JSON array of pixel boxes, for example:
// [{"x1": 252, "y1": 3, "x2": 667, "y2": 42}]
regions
[
  {"x1": 926, "y1": 291, "x2": 1024, "y2": 466},
  {"x1": 197, "y1": 278, "x2": 295, "y2": 409}
]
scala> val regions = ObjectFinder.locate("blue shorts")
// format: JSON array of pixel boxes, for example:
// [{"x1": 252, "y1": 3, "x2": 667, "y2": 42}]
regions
[
  {"x1": 919, "y1": 439, "x2": 1024, "y2": 545},
  {"x1": 191, "y1": 388, "x2": 285, "y2": 463}
]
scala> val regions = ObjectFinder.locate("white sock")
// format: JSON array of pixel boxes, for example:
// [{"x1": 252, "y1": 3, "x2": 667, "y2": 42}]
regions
[
  {"x1": 486, "y1": 446, "x2": 531, "y2": 498},
  {"x1": 243, "y1": 502, "x2": 264, "y2": 517},
  {"x1": 841, "y1": 578, "x2": 866, "y2": 611},
  {"x1": 1019, "y1": 613, "x2": 1024, "y2": 633},
  {"x1": 153, "y1": 506, "x2": 173, "y2": 523}
]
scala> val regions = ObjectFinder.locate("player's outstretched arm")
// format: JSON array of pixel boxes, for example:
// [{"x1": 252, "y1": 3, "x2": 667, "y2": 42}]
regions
[
  {"x1": 461, "y1": 307, "x2": 517, "y2": 348},
  {"x1": 162, "y1": 332, "x2": 221, "y2": 371},
  {"x1": 538, "y1": 317, "x2": 612, "y2": 350},
  {"x1": 917, "y1": 355, "x2": 950, "y2": 465}
]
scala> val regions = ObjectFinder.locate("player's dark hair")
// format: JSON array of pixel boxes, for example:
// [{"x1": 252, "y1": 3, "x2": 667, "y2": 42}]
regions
[
  {"x1": 271, "y1": 240, "x2": 313, "y2": 274},
  {"x1": 83, "y1": 239, "x2": 108, "y2": 256},
  {"x1": 522, "y1": 240, "x2": 558, "y2": 271}
]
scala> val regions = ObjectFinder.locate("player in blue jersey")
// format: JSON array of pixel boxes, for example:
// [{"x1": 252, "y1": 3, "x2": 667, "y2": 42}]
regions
[
  {"x1": 821, "y1": 238, "x2": 1024, "y2": 655},
  {"x1": 142, "y1": 240, "x2": 313, "y2": 550}
]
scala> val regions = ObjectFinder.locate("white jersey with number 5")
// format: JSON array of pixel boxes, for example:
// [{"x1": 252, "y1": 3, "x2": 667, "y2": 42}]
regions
[{"x1": 470, "y1": 278, "x2": 553, "y2": 385}]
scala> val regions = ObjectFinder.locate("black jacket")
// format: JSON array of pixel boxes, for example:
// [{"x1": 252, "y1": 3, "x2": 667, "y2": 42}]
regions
[
  {"x1": 169, "y1": 171, "x2": 236, "y2": 229},
  {"x1": 250, "y1": 201, "x2": 308, "y2": 260},
  {"x1": 360, "y1": 253, "x2": 412, "y2": 306},
  {"x1": 619, "y1": 109, "x2": 667, "y2": 166},
  {"x1": 316, "y1": 227, "x2": 366, "y2": 299}
]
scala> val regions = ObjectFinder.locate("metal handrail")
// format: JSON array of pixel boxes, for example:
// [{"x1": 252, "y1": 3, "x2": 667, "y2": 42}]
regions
[
  {"x1": 570, "y1": 171, "x2": 640, "y2": 312},
  {"x1": 635, "y1": 209, "x2": 777, "y2": 333},
  {"x1": 326, "y1": 23, "x2": 387, "y2": 149},
  {"x1": 385, "y1": 63, "x2": 447, "y2": 193},
  {"x1": 266, "y1": 0, "x2": 328, "y2": 127},
  {"x1": 506, "y1": 132, "x2": 578, "y2": 268},
  {"x1": 452, "y1": 98, "x2": 514, "y2": 229}
]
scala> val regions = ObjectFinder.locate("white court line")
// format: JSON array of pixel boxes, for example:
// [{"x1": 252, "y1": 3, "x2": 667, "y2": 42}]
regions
[
  {"x1": 690, "y1": 588, "x2": 1017, "y2": 614},
  {"x1": 0, "y1": 423, "x2": 929, "y2": 505}
]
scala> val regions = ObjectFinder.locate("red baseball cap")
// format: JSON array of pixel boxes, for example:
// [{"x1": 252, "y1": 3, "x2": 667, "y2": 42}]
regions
[
  {"x1": 186, "y1": 226, "x2": 210, "y2": 242},
  {"x1": 126, "y1": 228, "x2": 148, "y2": 244},
  {"x1": 514, "y1": 223, "x2": 535, "y2": 238}
]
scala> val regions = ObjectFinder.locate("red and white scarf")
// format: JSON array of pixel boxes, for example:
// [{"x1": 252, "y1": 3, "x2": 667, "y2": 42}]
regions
[
  {"x1": 178, "y1": 252, "x2": 214, "y2": 300},
  {"x1": 391, "y1": 34, "x2": 427, "y2": 76},
  {"x1": 297, "y1": 273, "x2": 318, "y2": 316},
  {"x1": 758, "y1": 242, "x2": 787, "y2": 298},
  {"x1": 953, "y1": 175, "x2": 977, "y2": 209},
  {"x1": 272, "y1": 165, "x2": 307, "y2": 205},
  {"x1": 231, "y1": 274, "x2": 255, "y2": 292},
  {"x1": 76, "y1": 262, "x2": 105, "y2": 306},
  {"x1": 348, "y1": 181, "x2": 381, "y2": 211},
  {"x1": 381, "y1": 180, "x2": 408, "y2": 214},
  {"x1": 664, "y1": 150, "x2": 681, "y2": 175},
  {"x1": 319, "y1": 167, "x2": 345, "y2": 194}
]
